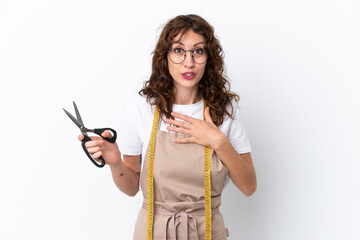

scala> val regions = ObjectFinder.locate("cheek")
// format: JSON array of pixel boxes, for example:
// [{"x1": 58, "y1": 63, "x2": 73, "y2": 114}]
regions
[
  {"x1": 198, "y1": 65, "x2": 206, "y2": 79},
  {"x1": 167, "y1": 59, "x2": 178, "y2": 78}
]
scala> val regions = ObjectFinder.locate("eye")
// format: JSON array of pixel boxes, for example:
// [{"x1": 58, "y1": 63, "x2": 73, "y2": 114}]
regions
[
  {"x1": 173, "y1": 48, "x2": 184, "y2": 54},
  {"x1": 193, "y1": 48, "x2": 204, "y2": 54}
]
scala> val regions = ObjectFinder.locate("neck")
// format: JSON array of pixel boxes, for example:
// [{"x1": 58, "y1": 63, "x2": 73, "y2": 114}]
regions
[{"x1": 173, "y1": 87, "x2": 201, "y2": 105}]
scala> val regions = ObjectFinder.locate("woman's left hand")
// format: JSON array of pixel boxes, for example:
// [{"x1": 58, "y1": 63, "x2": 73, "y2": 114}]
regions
[{"x1": 164, "y1": 107, "x2": 226, "y2": 150}]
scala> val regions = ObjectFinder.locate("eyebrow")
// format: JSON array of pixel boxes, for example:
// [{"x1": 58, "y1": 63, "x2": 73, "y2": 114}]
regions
[{"x1": 172, "y1": 41, "x2": 205, "y2": 47}]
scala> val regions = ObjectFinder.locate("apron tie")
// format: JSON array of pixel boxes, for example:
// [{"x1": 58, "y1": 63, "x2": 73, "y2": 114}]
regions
[
  {"x1": 164, "y1": 210, "x2": 198, "y2": 240},
  {"x1": 143, "y1": 201, "x2": 220, "y2": 240}
]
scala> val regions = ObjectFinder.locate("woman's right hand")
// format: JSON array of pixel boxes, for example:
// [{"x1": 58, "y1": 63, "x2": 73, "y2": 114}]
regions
[{"x1": 78, "y1": 130, "x2": 121, "y2": 166}]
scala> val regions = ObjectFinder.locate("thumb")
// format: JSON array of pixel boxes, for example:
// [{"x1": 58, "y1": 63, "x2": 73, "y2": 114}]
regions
[
  {"x1": 78, "y1": 134, "x2": 84, "y2": 141},
  {"x1": 205, "y1": 107, "x2": 214, "y2": 123},
  {"x1": 101, "y1": 130, "x2": 113, "y2": 138}
]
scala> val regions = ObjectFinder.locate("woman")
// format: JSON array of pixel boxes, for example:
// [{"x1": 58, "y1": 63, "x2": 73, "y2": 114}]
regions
[{"x1": 79, "y1": 14, "x2": 257, "y2": 240}]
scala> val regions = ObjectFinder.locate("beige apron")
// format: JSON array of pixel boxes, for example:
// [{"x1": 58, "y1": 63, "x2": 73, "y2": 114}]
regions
[{"x1": 133, "y1": 112, "x2": 230, "y2": 240}]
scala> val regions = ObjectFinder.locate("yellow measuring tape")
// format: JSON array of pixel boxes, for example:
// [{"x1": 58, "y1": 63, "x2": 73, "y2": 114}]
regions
[
  {"x1": 146, "y1": 105, "x2": 160, "y2": 239},
  {"x1": 203, "y1": 100, "x2": 212, "y2": 240},
  {"x1": 146, "y1": 100, "x2": 212, "y2": 240}
]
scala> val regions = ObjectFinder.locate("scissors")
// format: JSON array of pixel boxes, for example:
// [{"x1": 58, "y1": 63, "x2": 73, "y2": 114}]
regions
[{"x1": 63, "y1": 101, "x2": 117, "y2": 168}]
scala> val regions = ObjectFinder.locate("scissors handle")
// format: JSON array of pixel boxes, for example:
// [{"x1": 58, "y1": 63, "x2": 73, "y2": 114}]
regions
[
  {"x1": 94, "y1": 128, "x2": 117, "y2": 143},
  {"x1": 81, "y1": 135, "x2": 106, "y2": 168}
]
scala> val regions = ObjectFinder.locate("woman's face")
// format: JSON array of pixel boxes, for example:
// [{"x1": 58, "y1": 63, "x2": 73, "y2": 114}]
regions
[{"x1": 167, "y1": 30, "x2": 207, "y2": 94}]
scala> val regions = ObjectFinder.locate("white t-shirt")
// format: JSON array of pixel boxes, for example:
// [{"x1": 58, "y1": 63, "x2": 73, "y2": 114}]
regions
[{"x1": 119, "y1": 94, "x2": 251, "y2": 185}]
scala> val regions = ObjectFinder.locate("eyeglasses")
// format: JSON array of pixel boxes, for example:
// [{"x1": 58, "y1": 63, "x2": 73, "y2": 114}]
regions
[{"x1": 167, "y1": 48, "x2": 207, "y2": 64}]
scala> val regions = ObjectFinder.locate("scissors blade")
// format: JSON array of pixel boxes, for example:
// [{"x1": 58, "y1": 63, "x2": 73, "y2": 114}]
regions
[
  {"x1": 73, "y1": 101, "x2": 84, "y2": 126},
  {"x1": 63, "y1": 108, "x2": 84, "y2": 130}
]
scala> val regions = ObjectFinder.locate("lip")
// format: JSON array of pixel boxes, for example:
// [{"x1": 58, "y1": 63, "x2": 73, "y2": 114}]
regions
[{"x1": 181, "y1": 72, "x2": 196, "y2": 80}]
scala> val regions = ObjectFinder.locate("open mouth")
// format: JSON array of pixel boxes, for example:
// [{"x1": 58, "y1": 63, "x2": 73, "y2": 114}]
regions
[{"x1": 182, "y1": 72, "x2": 196, "y2": 80}]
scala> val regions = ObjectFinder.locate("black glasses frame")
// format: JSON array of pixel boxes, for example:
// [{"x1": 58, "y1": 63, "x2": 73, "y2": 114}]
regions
[{"x1": 167, "y1": 49, "x2": 207, "y2": 64}]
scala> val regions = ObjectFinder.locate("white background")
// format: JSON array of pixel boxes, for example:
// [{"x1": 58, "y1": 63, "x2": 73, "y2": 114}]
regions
[{"x1": 1, "y1": 0, "x2": 359, "y2": 239}]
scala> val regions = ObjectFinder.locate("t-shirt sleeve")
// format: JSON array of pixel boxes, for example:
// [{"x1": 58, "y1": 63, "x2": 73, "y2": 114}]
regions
[
  {"x1": 118, "y1": 103, "x2": 143, "y2": 156},
  {"x1": 226, "y1": 102, "x2": 252, "y2": 154}
]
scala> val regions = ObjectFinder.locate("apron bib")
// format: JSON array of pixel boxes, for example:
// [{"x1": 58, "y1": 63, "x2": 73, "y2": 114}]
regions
[{"x1": 133, "y1": 108, "x2": 230, "y2": 240}]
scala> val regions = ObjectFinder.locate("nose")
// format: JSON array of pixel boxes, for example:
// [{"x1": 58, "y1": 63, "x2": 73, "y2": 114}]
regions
[{"x1": 183, "y1": 51, "x2": 195, "y2": 68}]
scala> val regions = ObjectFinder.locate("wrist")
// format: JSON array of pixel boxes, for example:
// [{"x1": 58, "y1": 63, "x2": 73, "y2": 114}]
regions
[
  {"x1": 109, "y1": 150, "x2": 123, "y2": 168},
  {"x1": 211, "y1": 132, "x2": 227, "y2": 151}
]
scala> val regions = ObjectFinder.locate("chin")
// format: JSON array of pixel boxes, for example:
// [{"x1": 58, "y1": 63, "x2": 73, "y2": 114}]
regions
[{"x1": 176, "y1": 81, "x2": 200, "y2": 90}]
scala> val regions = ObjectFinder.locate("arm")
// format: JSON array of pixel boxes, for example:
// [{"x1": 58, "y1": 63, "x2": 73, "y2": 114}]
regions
[
  {"x1": 109, "y1": 154, "x2": 141, "y2": 197},
  {"x1": 79, "y1": 131, "x2": 141, "y2": 197},
  {"x1": 212, "y1": 136, "x2": 257, "y2": 196},
  {"x1": 104, "y1": 102, "x2": 142, "y2": 196}
]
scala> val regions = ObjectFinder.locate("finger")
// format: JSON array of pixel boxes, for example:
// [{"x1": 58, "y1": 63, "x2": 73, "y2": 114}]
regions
[
  {"x1": 171, "y1": 112, "x2": 194, "y2": 123},
  {"x1": 204, "y1": 107, "x2": 214, "y2": 123},
  {"x1": 87, "y1": 146, "x2": 103, "y2": 154},
  {"x1": 80, "y1": 135, "x2": 101, "y2": 143},
  {"x1": 92, "y1": 151, "x2": 102, "y2": 160},
  {"x1": 173, "y1": 136, "x2": 196, "y2": 144},
  {"x1": 85, "y1": 139, "x2": 104, "y2": 148},
  {"x1": 165, "y1": 118, "x2": 191, "y2": 129},
  {"x1": 166, "y1": 125, "x2": 191, "y2": 135}
]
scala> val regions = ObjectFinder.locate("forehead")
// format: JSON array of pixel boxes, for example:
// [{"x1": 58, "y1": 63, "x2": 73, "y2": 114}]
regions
[{"x1": 172, "y1": 29, "x2": 205, "y2": 45}]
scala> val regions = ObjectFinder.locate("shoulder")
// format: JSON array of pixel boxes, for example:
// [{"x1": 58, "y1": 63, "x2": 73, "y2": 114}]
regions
[
  {"x1": 120, "y1": 94, "x2": 154, "y2": 138},
  {"x1": 123, "y1": 94, "x2": 154, "y2": 116},
  {"x1": 223, "y1": 98, "x2": 241, "y2": 122},
  {"x1": 218, "y1": 98, "x2": 243, "y2": 134}
]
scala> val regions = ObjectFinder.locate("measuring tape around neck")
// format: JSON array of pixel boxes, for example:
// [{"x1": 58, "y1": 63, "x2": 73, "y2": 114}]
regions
[{"x1": 146, "y1": 100, "x2": 212, "y2": 240}]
